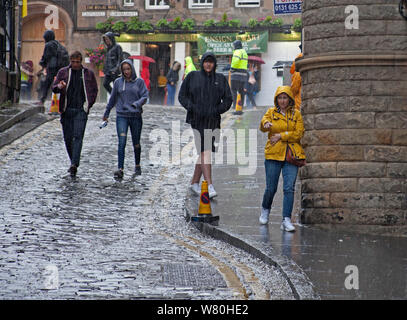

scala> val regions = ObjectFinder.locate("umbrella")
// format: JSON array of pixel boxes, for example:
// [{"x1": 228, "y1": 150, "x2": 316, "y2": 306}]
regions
[
  {"x1": 128, "y1": 55, "x2": 156, "y2": 63},
  {"x1": 248, "y1": 56, "x2": 265, "y2": 64}
]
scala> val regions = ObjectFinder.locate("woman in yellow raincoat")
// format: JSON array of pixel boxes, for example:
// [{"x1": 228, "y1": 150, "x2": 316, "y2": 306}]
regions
[{"x1": 258, "y1": 86, "x2": 306, "y2": 232}]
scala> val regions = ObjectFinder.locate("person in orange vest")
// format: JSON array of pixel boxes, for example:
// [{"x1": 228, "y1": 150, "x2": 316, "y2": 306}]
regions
[{"x1": 290, "y1": 52, "x2": 303, "y2": 111}]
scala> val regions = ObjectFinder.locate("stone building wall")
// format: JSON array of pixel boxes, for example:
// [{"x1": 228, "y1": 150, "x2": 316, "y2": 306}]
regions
[
  {"x1": 75, "y1": 0, "x2": 300, "y2": 29},
  {"x1": 296, "y1": 0, "x2": 407, "y2": 225}
]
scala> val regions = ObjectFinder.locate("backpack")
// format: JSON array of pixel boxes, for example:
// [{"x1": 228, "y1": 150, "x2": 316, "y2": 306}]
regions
[{"x1": 55, "y1": 41, "x2": 69, "y2": 70}]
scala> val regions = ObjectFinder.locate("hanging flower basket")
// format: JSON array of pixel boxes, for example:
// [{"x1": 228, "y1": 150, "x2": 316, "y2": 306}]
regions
[{"x1": 85, "y1": 45, "x2": 107, "y2": 71}]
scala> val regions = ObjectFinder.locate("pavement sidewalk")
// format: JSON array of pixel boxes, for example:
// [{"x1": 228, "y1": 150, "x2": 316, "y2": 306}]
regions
[
  {"x1": 185, "y1": 107, "x2": 407, "y2": 300},
  {"x1": 0, "y1": 101, "x2": 53, "y2": 149}
]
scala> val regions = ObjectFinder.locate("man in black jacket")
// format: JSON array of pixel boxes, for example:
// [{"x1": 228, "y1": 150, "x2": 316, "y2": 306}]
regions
[
  {"x1": 102, "y1": 32, "x2": 123, "y2": 94},
  {"x1": 37, "y1": 30, "x2": 58, "y2": 105},
  {"x1": 178, "y1": 52, "x2": 233, "y2": 199}
]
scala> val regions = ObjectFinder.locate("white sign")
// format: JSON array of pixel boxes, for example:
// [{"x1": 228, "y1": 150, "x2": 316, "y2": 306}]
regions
[
  {"x1": 82, "y1": 11, "x2": 106, "y2": 17},
  {"x1": 109, "y1": 11, "x2": 138, "y2": 17}
]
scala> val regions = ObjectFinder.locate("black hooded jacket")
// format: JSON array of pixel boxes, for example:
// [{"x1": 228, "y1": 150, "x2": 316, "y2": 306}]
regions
[
  {"x1": 39, "y1": 30, "x2": 58, "y2": 73},
  {"x1": 103, "y1": 32, "x2": 123, "y2": 76},
  {"x1": 178, "y1": 52, "x2": 233, "y2": 131}
]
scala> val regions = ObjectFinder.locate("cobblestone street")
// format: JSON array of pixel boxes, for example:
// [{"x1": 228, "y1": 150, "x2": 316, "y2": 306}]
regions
[{"x1": 0, "y1": 103, "x2": 293, "y2": 300}]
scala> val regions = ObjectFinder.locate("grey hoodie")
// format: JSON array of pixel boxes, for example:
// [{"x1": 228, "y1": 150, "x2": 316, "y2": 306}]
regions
[{"x1": 103, "y1": 59, "x2": 149, "y2": 119}]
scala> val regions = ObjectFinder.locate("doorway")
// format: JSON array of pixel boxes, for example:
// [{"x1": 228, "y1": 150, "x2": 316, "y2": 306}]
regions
[
  {"x1": 145, "y1": 42, "x2": 171, "y2": 105},
  {"x1": 21, "y1": 15, "x2": 66, "y2": 101}
]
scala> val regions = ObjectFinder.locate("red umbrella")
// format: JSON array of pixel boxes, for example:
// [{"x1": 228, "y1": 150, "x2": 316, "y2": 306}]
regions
[
  {"x1": 248, "y1": 56, "x2": 265, "y2": 64},
  {"x1": 129, "y1": 55, "x2": 156, "y2": 63}
]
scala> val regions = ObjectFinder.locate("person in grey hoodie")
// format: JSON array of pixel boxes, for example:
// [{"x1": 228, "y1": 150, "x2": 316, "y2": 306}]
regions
[{"x1": 103, "y1": 59, "x2": 149, "y2": 178}]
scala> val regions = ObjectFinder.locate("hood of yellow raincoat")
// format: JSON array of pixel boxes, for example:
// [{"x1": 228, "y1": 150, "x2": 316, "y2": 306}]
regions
[
  {"x1": 290, "y1": 53, "x2": 303, "y2": 74},
  {"x1": 274, "y1": 86, "x2": 295, "y2": 108}
]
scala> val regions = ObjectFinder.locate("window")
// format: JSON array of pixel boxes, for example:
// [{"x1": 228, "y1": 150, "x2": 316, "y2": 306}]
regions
[
  {"x1": 188, "y1": 0, "x2": 213, "y2": 9},
  {"x1": 146, "y1": 0, "x2": 170, "y2": 9},
  {"x1": 123, "y1": 0, "x2": 134, "y2": 6},
  {"x1": 235, "y1": 0, "x2": 260, "y2": 7}
]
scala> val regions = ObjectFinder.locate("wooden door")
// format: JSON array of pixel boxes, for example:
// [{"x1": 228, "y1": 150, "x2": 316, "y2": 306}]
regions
[{"x1": 21, "y1": 15, "x2": 65, "y2": 100}]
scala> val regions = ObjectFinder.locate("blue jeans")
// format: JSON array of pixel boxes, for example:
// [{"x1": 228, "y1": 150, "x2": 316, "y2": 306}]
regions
[
  {"x1": 166, "y1": 83, "x2": 176, "y2": 106},
  {"x1": 262, "y1": 160, "x2": 298, "y2": 219},
  {"x1": 116, "y1": 116, "x2": 142, "y2": 170}
]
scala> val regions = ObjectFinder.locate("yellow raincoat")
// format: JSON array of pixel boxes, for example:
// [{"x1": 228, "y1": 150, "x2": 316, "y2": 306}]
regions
[
  {"x1": 290, "y1": 53, "x2": 303, "y2": 111},
  {"x1": 259, "y1": 86, "x2": 306, "y2": 161}
]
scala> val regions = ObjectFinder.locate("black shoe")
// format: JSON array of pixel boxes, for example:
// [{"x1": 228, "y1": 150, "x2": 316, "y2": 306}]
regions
[
  {"x1": 135, "y1": 166, "x2": 141, "y2": 176},
  {"x1": 68, "y1": 165, "x2": 77, "y2": 177},
  {"x1": 114, "y1": 169, "x2": 124, "y2": 179}
]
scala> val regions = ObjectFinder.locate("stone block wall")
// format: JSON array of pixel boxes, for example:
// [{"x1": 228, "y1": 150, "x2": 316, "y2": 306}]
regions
[{"x1": 297, "y1": 0, "x2": 407, "y2": 225}]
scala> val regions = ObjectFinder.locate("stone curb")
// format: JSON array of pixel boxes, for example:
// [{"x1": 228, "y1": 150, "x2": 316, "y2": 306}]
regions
[
  {"x1": 0, "y1": 105, "x2": 44, "y2": 133},
  {"x1": 184, "y1": 204, "x2": 320, "y2": 300}
]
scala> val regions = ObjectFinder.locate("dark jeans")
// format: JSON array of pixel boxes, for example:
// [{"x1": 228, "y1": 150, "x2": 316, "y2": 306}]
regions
[
  {"x1": 60, "y1": 108, "x2": 88, "y2": 168},
  {"x1": 40, "y1": 71, "x2": 57, "y2": 102},
  {"x1": 116, "y1": 116, "x2": 142, "y2": 170},
  {"x1": 103, "y1": 74, "x2": 117, "y2": 94},
  {"x1": 246, "y1": 91, "x2": 257, "y2": 107},
  {"x1": 21, "y1": 81, "x2": 32, "y2": 100},
  {"x1": 262, "y1": 159, "x2": 299, "y2": 219},
  {"x1": 231, "y1": 79, "x2": 246, "y2": 109}
]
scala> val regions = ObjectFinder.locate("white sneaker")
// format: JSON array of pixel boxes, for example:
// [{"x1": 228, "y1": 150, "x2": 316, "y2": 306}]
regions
[
  {"x1": 190, "y1": 183, "x2": 200, "y2": 195},
  {"x1": 208, "y1": 184, "x2": 217, "y2": 198},
  {"x1": 259, "y1": 208, "x2": 270, "y2": 225},
  {"x1": 281, "y1": 217, "x2": 295, "y2": 232}
]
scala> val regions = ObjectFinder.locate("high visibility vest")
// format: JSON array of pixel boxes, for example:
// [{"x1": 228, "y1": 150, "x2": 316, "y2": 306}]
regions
[
  {"x1": 231, "y1": 49, "x2": 248, "y2": 70},
  {"x1": 184, "y1": 57, "x2": 196, "y2": 77}
]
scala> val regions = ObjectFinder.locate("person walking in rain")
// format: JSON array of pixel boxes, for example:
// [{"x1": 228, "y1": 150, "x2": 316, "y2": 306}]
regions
[
  {"x1": 102, "y1": 32, "x2": 123, "y2": 94},
  {"x1": 37, "y1": 30, "x2": 60, "y2": 105},
  {"x1": 102, "y1": 59, "x2": 148, "y2": 179},
  {"x1": 52, "y1": 51, "x2": 98, "y2": 177},
  {"x1": 259, "y1": 86, "x2": 306, "y2": 232},
  {"x1": 230, "y1": 40, "x2": 248, "y2": 112},
  {"x1": 166, "y1": 61, "x2": 181, "y2": 106},
  {"x1": 178, "y1": 52, "x2": 233, "y2": 198},
  {"x1": 183, "y1": 56, "x2": 196, "y2": 80}
]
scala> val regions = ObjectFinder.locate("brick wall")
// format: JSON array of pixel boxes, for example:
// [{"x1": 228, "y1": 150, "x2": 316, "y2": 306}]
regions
[{"x1": 297, "y1": 0, "x2": 407, "y2": 225}]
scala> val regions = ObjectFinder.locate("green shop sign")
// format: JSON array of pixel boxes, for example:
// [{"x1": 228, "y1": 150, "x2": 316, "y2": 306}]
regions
[{"x1": 197, "y1": 31, "x2": 268, "y2": 55}]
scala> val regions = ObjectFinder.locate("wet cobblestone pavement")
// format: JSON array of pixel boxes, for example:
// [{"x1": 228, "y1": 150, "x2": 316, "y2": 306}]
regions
[{"x1": 0, "y1": 103, "x2": 294, "y2": 300}]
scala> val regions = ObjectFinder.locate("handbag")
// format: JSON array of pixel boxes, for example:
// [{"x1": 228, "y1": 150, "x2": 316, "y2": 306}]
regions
[
  {"x1": 248, "y1": 74, "x2": 256, "y2": 85},
  {"x1": 285, "y1": 144, "x2": 306, "y2": 167}
]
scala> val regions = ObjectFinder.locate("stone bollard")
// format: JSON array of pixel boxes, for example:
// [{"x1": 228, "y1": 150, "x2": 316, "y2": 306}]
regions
[{"x1": 296, "y1": 0, "x2": 407, "y2": 225}]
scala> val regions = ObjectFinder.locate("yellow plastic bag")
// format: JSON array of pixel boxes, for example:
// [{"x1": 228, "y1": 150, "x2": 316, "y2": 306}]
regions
[{"x1": 49, "y1": 93, "x2": 60, "y2": 114}]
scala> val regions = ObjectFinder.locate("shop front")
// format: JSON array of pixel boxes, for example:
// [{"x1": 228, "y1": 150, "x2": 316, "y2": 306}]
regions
[{"x1": 116, "y1": 31, "x2": 300, "y2": 106}]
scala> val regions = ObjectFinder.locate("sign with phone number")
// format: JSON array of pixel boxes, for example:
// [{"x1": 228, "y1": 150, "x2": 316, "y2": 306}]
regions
[{"x1": 274, "y1": 0, "x2": 302, "y2": 15}]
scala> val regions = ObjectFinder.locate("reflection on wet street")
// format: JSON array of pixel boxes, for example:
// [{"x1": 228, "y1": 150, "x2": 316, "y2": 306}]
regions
[{"x1": 0, "y1": 104, "x2": 293, "y2": 299}]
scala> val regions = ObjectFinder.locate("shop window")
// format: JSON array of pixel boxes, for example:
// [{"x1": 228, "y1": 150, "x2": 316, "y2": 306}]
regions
[
  {"x1": 188, "y1": 0, "x2": 213, "y2": 9},
  {"x1": 123, "y1": 0, "x2": 134, "y2": 6},
  {"x1": 146, "y1": 0, "x2": 170, "y2": 9},
  {"x1": 235, "y1": 0, "x2": 260, "y2": 7}
]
